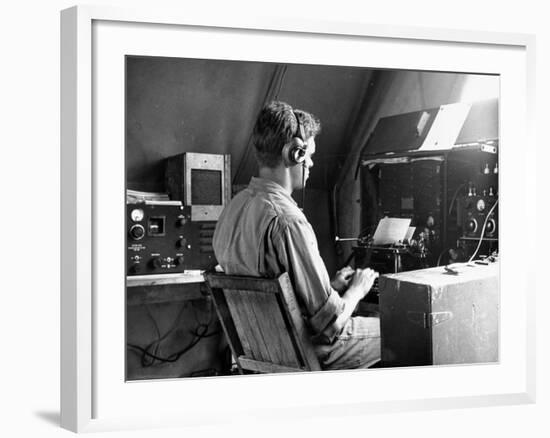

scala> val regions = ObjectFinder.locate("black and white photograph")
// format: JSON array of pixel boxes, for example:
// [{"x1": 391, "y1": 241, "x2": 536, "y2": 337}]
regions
[
  {"x1": 125, "y1": 56, "x2": 500, "y2": 380},
  {"x1": 0, "y1": 0, "x2": 541, "y2": 436}
]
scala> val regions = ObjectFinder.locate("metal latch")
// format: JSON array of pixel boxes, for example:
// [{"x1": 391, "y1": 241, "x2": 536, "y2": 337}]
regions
[{"x1": 407, "y1": 311, "x2": 453, "y2": 328}]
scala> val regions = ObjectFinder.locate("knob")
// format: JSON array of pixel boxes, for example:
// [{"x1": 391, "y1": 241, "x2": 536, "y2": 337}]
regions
[
  {"x1": 467, "y1": 219, "x2": 478, "y2": 233},
  {"x1": 129, "y1": 224, "x2": 145, "y2": 240},
  {"x1": 129, "y1": 263, "x2": 141, "y2": 274},
  {"x1": 486, "y1": 219, "x2": 496, "y2": 234},
  {"x1": 175, "y1": 256, "x2": 185, "y2": 266},
  {"x1": 476, "y1": 199, "x2": 486, "y2": 212},
  {"x1": 176, "y1": 217, "x2": 187, "y2": 227},
  {"x1": 150, "y1": 257, "x2": 162, "y2": 270},
  {"x1": 426, "y1": 215, "x2": 435, "y2": 227},
  {"x1": 176, "y1": 238, "x2": 187, "y2": 248}
]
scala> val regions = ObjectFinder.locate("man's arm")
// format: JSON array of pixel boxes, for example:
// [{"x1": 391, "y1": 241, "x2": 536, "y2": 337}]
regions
[
  {"x1": 333, "y1": 268, "x2": 378, "y2": 329},
  {"x1": 272, "y1": 215, "x2": 377, "y2": 341}
]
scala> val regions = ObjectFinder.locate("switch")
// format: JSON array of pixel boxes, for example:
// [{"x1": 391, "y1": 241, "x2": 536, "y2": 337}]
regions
[{"x1": 150, "y1": 257, "x2": 162, "y2": 270}]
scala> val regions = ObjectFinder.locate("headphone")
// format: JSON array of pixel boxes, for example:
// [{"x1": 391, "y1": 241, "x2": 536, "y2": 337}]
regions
[{"x1": 281, "y1": 111, "x2": 307, "y2": 166}]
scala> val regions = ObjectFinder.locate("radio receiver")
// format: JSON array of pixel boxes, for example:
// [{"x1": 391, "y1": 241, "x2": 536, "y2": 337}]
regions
[
  {"x1": 165, "y1": 152, "x2": 231, "y2": 222},
  {"x1": 126, "y1": 201, "x2": 216, "y2": 276}
]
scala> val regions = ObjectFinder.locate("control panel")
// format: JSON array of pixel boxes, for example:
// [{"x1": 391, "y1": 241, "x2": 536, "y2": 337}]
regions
[
  {"x1": 126, "y1": 202, "x2": 216, "y2": 276},
  {"x1": 459, "y1": 194, "x2": 498, "y2": 239}
]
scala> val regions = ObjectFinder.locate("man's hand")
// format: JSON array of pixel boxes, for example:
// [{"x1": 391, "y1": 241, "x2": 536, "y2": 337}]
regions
[
  {"x1": 332, "y1": 267, "x2": 380, "y2": 332},
  {"x1": 331, "y1": 266, "x2": 355, "y2": 292},
  {"x1": 347, "y1": 267, "x2": 379, "y2": 300}
]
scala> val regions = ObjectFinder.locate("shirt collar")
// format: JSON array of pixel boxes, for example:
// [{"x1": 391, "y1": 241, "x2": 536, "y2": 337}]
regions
[{"x1": 249, "y1": 177, "x2": 297, "y2": 206}]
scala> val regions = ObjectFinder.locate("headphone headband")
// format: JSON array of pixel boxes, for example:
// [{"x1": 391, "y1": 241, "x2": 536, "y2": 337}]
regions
[{"x1": 294, "y1": 111, "x2": 306, "y2": 141}]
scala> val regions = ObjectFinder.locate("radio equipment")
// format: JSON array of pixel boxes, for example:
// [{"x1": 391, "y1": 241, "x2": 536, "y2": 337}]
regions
[
  {"x1": 458, "y1": 195, "x2": 498, "y2": 239},
  {"x1": 165, "y1": 152, "x2": 231, "y2": 222},
  {"x1": 358, "y1": 99, "x2": 499, "y2": 269},
  {"x1": 126, "y1": 201, "x2": 216, "y2": 276}
]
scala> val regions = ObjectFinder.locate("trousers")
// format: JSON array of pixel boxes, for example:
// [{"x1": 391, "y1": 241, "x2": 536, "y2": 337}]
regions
[{"x1": 314, "y1": 316, "x2": 381, "y2": 370}]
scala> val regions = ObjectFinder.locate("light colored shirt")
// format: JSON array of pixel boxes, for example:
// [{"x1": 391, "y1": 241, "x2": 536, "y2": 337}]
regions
[{"x1": 213, "y1": 177, "x2": 346, "y2": 342}]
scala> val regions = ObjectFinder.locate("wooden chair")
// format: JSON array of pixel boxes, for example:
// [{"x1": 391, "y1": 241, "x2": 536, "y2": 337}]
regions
[{"x1": 204, "y1": 272, "x2": 321, "y2": 374}]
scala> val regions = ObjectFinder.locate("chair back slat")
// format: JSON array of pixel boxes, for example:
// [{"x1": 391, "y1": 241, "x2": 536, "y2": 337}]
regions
[
  {"x1": 277, "y1": 274, "x2": 322, "y2": 371},
  {"x1": 225, "y1": 290, "x2": 270, "y2": 361},
  {"x1": 205, "y1": 272, "x2": 321, "y2": 373},
  {"x1": 225, "y1": 290, "x2": 301, "y2": 367}
]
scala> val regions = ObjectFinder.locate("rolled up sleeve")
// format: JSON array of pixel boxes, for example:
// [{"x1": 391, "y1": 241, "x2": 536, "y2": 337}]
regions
[
  {"x1": 308, "y1": 289, "x2": 346, "y2": 342},
  {"x1": 272, "y1": 216, "x2": 346, "y2": 343}
]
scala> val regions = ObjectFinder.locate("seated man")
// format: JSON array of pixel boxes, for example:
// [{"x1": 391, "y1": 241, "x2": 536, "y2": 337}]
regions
[{"x1": 213, "y1": 101, "x2": 380, "y2": 370}]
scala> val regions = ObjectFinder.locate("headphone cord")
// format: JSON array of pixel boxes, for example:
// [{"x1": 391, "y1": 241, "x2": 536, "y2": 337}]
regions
[{"x1": 301, "y1": 163, "x2": 306, "y2": 211}]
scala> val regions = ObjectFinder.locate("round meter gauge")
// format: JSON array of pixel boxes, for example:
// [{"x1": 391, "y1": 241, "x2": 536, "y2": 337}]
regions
[
  {"x1": 130, "y1": 208, "x2": 144, "y2": 222},
  {"x1": 476, "y1": 199, "x2": 486, "y2": 212}
]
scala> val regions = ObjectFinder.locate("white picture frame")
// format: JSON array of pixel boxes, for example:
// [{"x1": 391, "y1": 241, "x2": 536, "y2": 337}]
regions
[{"x1": 60, "y1": 5, "x2": 536, "y2": 433}]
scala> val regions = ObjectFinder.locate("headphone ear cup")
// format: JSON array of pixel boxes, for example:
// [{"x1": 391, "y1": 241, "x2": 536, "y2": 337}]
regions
[
  {"x1": 293, "y1": 143, "x2": 306, "y2": 164},
  {"x1": 282, "y1": 138, "x2": 306, "y2": 166}
]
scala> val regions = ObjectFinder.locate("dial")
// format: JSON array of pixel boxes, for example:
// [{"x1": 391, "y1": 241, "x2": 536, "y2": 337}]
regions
[
  {"x1": 476, "y1": 199, "x2": 486, "y2": 212},
  {"x1": 129, "y1": 224, "x2": 145, "y2": 240},
  {"x1": 486, "y1": 219, "x2": 496, "y2": 235},
  {"x1": 130, "y1": 208, "x2": 144, "y2": 222}
]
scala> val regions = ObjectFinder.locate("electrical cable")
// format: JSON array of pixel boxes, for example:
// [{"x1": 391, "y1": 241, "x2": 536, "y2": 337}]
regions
[
  {"x1": 130, "y1": 301, "x2": 190, "y2": 367},
  {"x1": 467, "y1": 199, "x2": 498, "y2": 263},
  {"x1": 127, "y1": 329, "x2": 204, "y2": 364},
  {"x1": 142, "y1": 302, "x2": 190, "y2": 366},
  {"x1": 127, "y1": 323, "x2": 220, "y2": 364},
  {"x1": 141, "y1": 304, "x2": 162, "y2": 367},
  {"x1": 301, "y1": 162, "x2": 306, "y2": 211},
  {"x1": 436, "y1": 247, "x2": 450, "y2": 267},
  {"x1": 128, "y1": 299, "x2": 222, "y2": 366},
  {"x1": 191, "y1": 297, "x2": 215, "y2": 327}
]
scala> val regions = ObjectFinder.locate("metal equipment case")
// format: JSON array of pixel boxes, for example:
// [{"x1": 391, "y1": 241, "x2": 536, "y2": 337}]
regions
[{"x1": 379, "y1": 262, "x2": 499, "y2": 367}]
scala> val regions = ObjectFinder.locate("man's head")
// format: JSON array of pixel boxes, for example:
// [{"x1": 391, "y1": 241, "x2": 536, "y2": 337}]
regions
[{"x1": 252, "y1": 101, "x2": 321, "y2": 178}]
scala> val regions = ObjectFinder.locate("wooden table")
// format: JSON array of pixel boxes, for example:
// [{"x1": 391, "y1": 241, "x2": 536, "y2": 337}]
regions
[
  {"x1": 126, "y1": 272, "x2": 207, "y2": 306},
  {"x1": 126, "y1": 271, "x2": 230, "y2": 379}
]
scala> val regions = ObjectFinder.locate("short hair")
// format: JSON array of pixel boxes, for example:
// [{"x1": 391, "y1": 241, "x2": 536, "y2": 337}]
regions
[{"x1": 252, "y1": 101, "x2": 321, "y2": 168}]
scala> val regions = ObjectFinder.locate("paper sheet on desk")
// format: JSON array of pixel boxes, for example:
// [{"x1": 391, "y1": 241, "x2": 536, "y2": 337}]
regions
[
  {"x1": 404, "y1": 226, "x2": 416, "y2": 242},
  {"x1": 372, "y1": 217, "x2": 412, "y2": 245}
]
